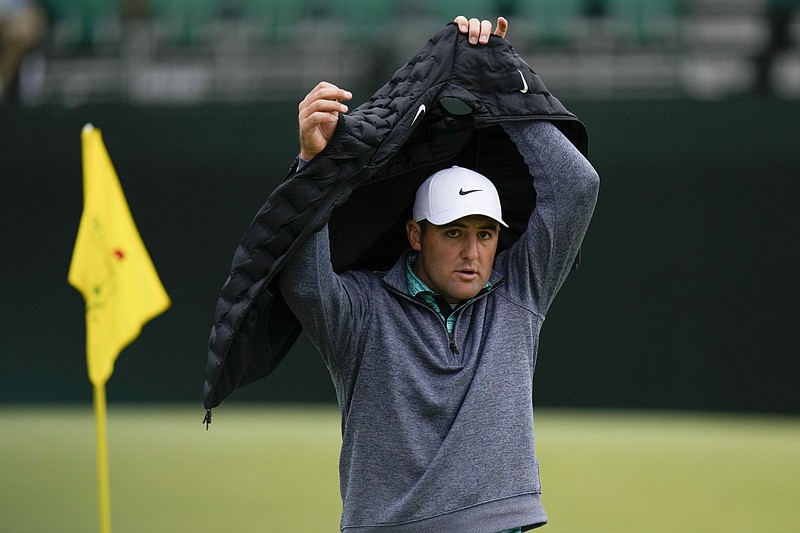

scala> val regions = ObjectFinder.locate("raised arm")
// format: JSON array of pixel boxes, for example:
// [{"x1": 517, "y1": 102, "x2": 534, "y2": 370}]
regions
[{"x1": 501, "y1": 121, "x2": 600, "y2": 312}]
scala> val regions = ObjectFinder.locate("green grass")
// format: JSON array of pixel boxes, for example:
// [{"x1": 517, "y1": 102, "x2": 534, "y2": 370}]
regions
[{"x1": 1, "y1": 406, "x2": 798, "y2": 532}]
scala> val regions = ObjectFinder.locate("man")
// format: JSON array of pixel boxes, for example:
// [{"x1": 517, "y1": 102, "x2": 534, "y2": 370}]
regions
[{"x1": 278, "y1": 16, "x2": 600, "y2": 533}]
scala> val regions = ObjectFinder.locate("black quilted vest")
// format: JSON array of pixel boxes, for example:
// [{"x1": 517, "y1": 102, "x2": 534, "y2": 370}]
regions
[{"x1": 203, "y1": 23, "x2": 588, "y2": 415}]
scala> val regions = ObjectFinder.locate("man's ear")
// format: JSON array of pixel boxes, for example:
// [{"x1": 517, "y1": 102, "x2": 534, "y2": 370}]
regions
[{"x1": 406, "y1": 219, "x2": 422, "y2": 251}]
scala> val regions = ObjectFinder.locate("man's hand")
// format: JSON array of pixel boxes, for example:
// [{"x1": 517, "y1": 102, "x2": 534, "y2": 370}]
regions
[
  {"x1": 454, "y1": 15, "x2": 508, "y2": 44},
  {"x1": 298, "y1": 81, "x2": 353, "y2": 161}
]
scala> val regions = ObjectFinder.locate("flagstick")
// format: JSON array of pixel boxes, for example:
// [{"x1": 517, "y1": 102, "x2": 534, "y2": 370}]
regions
[
  {"x1": 93, "y1": 382, "x2": 112, "y2": 533},
  {"x1": 72, "y1": 124, "x2": 169, "y2": 533}
]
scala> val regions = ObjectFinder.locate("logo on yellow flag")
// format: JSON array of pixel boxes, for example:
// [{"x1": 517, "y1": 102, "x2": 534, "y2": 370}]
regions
[{"x1": 68, "y1": 124, "x2": 170, "y2": 386}]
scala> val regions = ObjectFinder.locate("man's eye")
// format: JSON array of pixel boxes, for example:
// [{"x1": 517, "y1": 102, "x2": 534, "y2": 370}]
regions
[{"x1": 447, "y1": 230, "x2": 461, "y2": 238}]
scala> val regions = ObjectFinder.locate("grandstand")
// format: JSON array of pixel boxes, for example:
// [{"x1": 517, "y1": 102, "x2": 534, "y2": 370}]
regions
[{"x1": 12, "y1": 0, "x2": 800, "y2": 104}]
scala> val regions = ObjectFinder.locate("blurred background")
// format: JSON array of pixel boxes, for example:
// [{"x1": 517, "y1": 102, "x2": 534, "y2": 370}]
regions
[
  {"x1": 1, "y1": 0, "x2": 799, "y2": 413},
  {"x1": 4, "y1": 0, "x2": 800, "y2": 104}
]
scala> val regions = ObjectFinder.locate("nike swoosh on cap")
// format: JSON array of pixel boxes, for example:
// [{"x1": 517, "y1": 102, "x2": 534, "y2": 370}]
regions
[{"x1": 459, "y1": 188, "x2": 483, "y2": 195}]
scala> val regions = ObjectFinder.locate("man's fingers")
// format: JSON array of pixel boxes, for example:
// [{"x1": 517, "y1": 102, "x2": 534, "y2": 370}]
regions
[
  {"x1": 454, "y1": 15, "x2": 468, "y2": 33},
  {"x1": 479, "y1": 19, "x2": 492, "y2": 43},
  {"x1": 309, "y1": 81, "x2": 351, "y2": 97},
  {"x1": 301, "y1": 87, "x2": 352, "y2": 107},
  {"x1": 300, "y1": 82, "x2": 352, "y2": 105},
  {"x1": 300, "y1": 97, "x2": 349, "y2": 117},
  {"x1": 302, "y1": 110, "x2": 341, "y2": 128},
  {"x1": 468, "y1": 18, "x2": 481, "y2": 44},
  {"x1": 454, "y1": 15, "x2": 508, "y2": 44},
  {"x1": 494, "y1": 17, "x2": 508, "y2": 38},
  {"x1": 299, "y1": 84, "x2": 352, "y2": 119}
]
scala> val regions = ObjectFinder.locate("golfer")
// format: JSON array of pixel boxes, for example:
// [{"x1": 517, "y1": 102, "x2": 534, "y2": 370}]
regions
[{"x1": 278, "y1": 16, "x2": 600, "y2": 533}]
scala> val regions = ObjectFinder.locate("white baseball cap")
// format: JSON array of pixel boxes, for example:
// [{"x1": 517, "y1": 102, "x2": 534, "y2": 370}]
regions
[{"x1": 413, "y1": 166, "x2": 508, "y2": 227}]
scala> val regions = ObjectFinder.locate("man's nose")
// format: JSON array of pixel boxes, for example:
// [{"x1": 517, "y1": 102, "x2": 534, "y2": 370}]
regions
[{"x1": 462, "y1": 235, "x2": 479, "y2": 260}]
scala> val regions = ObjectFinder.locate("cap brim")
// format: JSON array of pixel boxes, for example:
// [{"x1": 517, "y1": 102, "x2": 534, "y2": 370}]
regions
[{"x1": 424, "y1": 208, "x2": 508, "y2": 227}]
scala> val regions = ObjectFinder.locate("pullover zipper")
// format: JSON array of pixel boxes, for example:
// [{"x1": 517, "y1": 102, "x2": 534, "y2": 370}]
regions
[
  {"x1": 383, "y1": 278, "x2": 505, "y2": 358},
  {"x1": 448, "y1": 331, "x2": 459, "y2": 355}
]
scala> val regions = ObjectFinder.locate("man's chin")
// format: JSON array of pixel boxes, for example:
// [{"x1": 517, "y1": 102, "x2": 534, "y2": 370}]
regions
[{"x1": 448, "y1": 283, "x2": 484, "y2": 302}]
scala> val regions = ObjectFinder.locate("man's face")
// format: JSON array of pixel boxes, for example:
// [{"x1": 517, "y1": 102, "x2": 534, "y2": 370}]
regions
[{"x1": 406, "y1": 215, "x2": 500, "y2": 303}]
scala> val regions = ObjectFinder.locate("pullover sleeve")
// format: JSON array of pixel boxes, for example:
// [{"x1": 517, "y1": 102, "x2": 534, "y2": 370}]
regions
[
  {"x1": 501, "y1": 121, "x2": 600, "y2": 314},
  {"x1": 278, "y1": 225, "x2": 368, "y2": 369}
]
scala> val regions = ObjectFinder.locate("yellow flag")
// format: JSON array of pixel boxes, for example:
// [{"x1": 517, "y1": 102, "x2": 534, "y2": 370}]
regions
[{"x1": 68, "y1": 124, "x2": 171, "y2": 386}]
